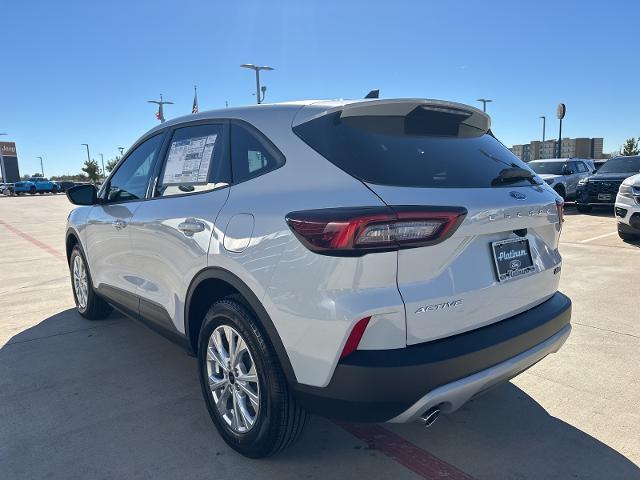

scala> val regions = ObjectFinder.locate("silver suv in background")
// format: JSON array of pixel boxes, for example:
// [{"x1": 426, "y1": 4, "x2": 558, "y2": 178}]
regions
[
  {"x1": 529, "y1": 158, "x2": 594, "y2": 200},
  {"x1": 65, "y1": 99, "x2": 571, "y2": 457}
]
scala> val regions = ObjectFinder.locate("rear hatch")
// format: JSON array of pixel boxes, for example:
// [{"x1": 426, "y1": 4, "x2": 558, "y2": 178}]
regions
[{"x1": 294, "y1": 99, "x2": 563, "y2": 345}]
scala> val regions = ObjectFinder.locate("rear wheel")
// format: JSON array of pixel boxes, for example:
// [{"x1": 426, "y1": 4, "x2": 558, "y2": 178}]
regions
[
  {"x1": 198, "y1": 297, "x2": 308, "y2": 458},
  {"x1": 576, "y1": 204, "x2": 592, "y2": 213},
  {"x1": 69, "y1": 246, "x2": 112, "y2": 320}
]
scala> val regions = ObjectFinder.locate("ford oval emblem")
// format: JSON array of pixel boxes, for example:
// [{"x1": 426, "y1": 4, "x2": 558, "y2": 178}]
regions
[{"x1": 510, "y1": 191, "x2": 526, "y2": 200}]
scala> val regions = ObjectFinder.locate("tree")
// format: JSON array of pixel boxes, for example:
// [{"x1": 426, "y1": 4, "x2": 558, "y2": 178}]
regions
[
  {"x1": 105, "y1": 156, "x2": 120, "y2": 173},
  {"x1": 621, "y1": 137, "x2": 640, "y2": 156},
  {"x1": 82, "y1": 159, "x2": 101, "y2": 183}
]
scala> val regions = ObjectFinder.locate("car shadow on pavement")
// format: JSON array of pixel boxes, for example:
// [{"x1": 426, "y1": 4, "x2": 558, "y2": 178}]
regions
[{"x1": 1, "y1": 309, "x2": 638, "y2": 480}]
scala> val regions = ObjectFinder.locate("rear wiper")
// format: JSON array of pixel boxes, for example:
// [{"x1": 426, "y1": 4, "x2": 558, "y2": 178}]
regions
[{"x1": 491, "y1": 167, "x2": 536, "y2": 186}]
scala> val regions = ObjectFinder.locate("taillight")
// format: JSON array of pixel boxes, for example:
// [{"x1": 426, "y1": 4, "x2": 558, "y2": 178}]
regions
[
  {"x1": 556, "y1": 200, "x2": 564, "y2": 223},
  {"x1": 340, "y1": 316, "x2": 371, "y2": 359},
  {"x1": 286, "y1": 206, "x2": 466, "y2": 256}
]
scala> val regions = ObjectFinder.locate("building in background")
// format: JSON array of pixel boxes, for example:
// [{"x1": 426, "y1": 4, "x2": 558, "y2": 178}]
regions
[
  {"x1": 510, "y1": 137, "x2": 604, "y2": 162},
  {"x1": 0, "y1": 142, "x2": 21, "y2": 183}
]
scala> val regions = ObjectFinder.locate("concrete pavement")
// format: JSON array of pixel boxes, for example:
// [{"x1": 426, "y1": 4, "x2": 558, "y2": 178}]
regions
[{"x1": 1, "y1": 195, "x2": 638, "y2": 479}]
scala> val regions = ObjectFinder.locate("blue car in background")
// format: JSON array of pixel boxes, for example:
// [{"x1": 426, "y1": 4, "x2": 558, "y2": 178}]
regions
[{"x1": 14, "y1": 177, "x2": 60, "y2": 195}]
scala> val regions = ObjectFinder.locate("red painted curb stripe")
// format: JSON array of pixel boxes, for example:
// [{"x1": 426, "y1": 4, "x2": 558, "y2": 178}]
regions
[
  {"x1": 0, "y1": 219, "x2": 66, "y2": 262},
  {"x1": 336, "y1": 422, "x2": 476, "y2": 480}
]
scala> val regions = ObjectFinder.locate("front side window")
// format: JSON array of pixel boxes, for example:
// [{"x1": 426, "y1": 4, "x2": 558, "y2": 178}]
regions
[
  {"x1": 156, "y1": 124, "x2": 228, "y2": 197},
  {"x1": 230, "y1": 123, "x2": 283, "y2": 183},
  {"x1": 106, "y1": 134, "x2": 163, "y2": 202}
]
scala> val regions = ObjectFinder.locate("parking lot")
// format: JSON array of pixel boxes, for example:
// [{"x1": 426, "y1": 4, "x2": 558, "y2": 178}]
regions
[{"x1": 0, "y1": 194, "x2": 638, "y2": 480}]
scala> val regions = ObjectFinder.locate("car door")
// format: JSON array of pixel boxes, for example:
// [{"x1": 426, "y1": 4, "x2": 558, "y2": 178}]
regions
[
  {"x1": 128, "y1": 122, "x2": 230, "y2": 333},
  {"x1": 84, "y1": 133, "x2": 165, "y2": 317},
  {"x1": 563, "y1": 161, "x2": 578, "y2": 196}
]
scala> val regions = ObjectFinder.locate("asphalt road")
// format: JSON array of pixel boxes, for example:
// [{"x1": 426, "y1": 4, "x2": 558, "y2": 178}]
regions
[{"x1": 1, "y1": 194, "x2": 638, "y2": 480}]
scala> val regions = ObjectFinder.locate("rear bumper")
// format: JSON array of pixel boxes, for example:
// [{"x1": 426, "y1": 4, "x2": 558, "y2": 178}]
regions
[{"x1": 293, "y1": 292, "x2": 571, "y2": 422}]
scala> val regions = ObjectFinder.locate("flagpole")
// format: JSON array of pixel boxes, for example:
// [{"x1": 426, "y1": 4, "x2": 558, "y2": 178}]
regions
[{"x1": 192, "y1": 85, "x2": 199, "y2": 114}]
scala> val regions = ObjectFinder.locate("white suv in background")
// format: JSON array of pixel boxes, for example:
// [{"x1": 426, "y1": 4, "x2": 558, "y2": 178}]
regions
[
  {"x1": 529, "y1": 158, "x2": 594, "y2": 200},
  {"x1": 615, "y1": 173, "x2": 640, "y2": 240},
  {"x1": 65, "y1": 98, "x2": 572, "y2": 458}
]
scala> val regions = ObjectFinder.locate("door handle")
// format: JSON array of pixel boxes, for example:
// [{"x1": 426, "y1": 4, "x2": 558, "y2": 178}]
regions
[
  {"x1": 112, "y1": 219, "x2": 127, "y2": 230},
  {"x1": 178, "y1": 219, "x2": 205, "y2": 236}
]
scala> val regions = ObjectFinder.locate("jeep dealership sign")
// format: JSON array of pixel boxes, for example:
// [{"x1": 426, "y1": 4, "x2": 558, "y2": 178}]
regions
[{"x1": 0, "y1": 142, "x2": 21, "y2": 183}]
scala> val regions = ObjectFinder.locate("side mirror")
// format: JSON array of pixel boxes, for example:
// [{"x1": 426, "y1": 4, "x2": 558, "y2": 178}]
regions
[
  {"x1": 593, "y1": 170, "x2": 598, "y2": 174},
  {"x1": 564, "y1": 169, "x2": 574, "y2": 175},
  {"x1": 66, "y1": 184, "x2": 98, "y2": 205}
]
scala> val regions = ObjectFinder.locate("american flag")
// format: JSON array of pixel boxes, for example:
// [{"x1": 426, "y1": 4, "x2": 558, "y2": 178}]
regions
[{"x1": 192, "y1": 85, "x2": 199, "y2": 114}]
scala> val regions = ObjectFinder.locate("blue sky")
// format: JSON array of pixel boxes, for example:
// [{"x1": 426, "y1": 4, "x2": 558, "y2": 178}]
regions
[{"x1": 2, "y1": 0, "x2": 638, "y2": 176}]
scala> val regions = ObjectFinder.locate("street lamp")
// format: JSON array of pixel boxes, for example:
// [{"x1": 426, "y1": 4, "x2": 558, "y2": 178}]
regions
[
  {"x1": 36, "y1": 156, "x2": 44, "y2": 177},
  {"x1": 99, "y1": 153, "x2": 105, "y2": 179},
  {"x1": 240, "y1": 64, "x2": 274, "y2": 104},
  {"x1": 81, "y1": 143, "x2": 91, "y2": 165},
  {"x1": 476, "y1": 98, "x2": 493, "y2": 113},
  {"x1": 539, "y1": 116, "x2": 546, "y2": 142},
  {"x1": 118, "y1": 147, "x2": 125, "y2": 156}
]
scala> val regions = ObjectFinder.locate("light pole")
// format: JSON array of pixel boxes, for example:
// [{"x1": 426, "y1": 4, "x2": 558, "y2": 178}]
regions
[
  {"x1": 81, "y1": 143, "x2": 91, "y2": 165},
  {"x1": 36, "y1": 156, "x2": 44, "y2": 177},
  {"x1": 539, "y1": 116, "x2": 546, "y2": 142},
  {"x1": 99, "y1": 153, "x2": 105, "y2": 179},
  {"x1": 118, "y1": 147, "x2": 125, "y2": 156},
  {"x1": 0, "y1": 134, "x2": 6, "y2": 183},
  {"x1": 147, "y1": 94, "x2": 173, "y2": 123},
  {"x1": 476, "y1": 98, "x2": 493, "y2": 113},
  {"x1": 240, "y1": 64, "x2": 274, "y2": 104}
]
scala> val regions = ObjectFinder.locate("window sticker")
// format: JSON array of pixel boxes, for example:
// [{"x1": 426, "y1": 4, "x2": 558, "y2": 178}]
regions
[{"x1": 162, "y1": 134, "x2": 217, "y2": 185}]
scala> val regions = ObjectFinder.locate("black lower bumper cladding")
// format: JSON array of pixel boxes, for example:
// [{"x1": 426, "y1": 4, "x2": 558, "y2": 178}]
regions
[{"x1": 293, "y1": 292, "x2": 572, "y2": 422}]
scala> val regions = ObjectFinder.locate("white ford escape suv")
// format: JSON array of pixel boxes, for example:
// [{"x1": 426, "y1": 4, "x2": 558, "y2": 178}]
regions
[{"x1": 65, "y1": 98, "x2": 572, "y2": 458}]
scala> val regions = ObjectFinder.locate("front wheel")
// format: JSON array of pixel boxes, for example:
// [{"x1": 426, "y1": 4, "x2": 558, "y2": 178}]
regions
[
  {"x1": 618, "y1": 225, "x2": 639, "y2": 242},
  {"x1": 198, "y1": 298, "x2": 308, "y2": 458},
  {"x1": 69, "y1": 246, "x2": 112, "y2": 320},
  {"x1": 29, "y1": 187, "x2": 36, "y2": 195}
]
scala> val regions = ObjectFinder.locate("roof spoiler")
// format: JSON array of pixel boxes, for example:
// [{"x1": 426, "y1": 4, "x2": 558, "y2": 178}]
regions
[{"x1": 340, "y1": 99, "x2": 491, "y2": 134}]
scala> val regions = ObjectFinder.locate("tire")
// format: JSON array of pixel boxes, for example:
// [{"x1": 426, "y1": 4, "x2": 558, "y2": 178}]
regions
[
  {"x1": 553, "y1": 185, "x2": 566, "y2": 201},
  {"x1": 576, "y1": 204, "x2": 592, "y2": 213},
  {"x1": 29, "y1": 187, "x2": 36, "y2": 195},
  {"x1": 198, "y1": 297, "x2": 308, "y2": 458},
  {"x1": 618, "y1": 225, "x2": 639, "y2": 242},
  {"x1": 69, "y1": 246, "x2": 112, "y2": 320}
]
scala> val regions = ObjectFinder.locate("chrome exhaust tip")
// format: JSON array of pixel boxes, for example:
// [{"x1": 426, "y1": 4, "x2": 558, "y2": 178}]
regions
[{"x1": 419, "y1": 407, "x2": 440, "y2": 428}]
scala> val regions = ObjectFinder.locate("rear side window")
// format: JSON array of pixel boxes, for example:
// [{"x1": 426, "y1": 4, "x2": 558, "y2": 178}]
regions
[
  {"x1": 230, "y1": 123, "x2": 284, "y2": 183},
  {"x1": 294, "y1": 111, "x2": 537, "y2": 188},
  {"x1": 156, "y1": 123, "x2": 229, "y2": 197}
]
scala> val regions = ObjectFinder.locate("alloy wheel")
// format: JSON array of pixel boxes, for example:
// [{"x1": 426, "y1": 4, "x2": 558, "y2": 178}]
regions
[
  {"x1": 206, "y1": 325, "x2": 260, "y2": 433},
  {"x1": 72, "y1": 255, "x2": 88, "y2": 310}
]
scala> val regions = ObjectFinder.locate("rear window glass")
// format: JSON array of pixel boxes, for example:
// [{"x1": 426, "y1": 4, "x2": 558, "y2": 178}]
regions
[{"x1": 293, "y1": 111, "x2": 538, "y2": 188}]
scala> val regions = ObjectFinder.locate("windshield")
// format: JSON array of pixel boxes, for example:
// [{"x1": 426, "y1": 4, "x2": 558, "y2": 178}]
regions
[
  {"x1": 530, "y1": 162, "x2": 566, "y2": 175},
  {"x1": 597, "y1": 156, "x2": 640, "y2": 174}
]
